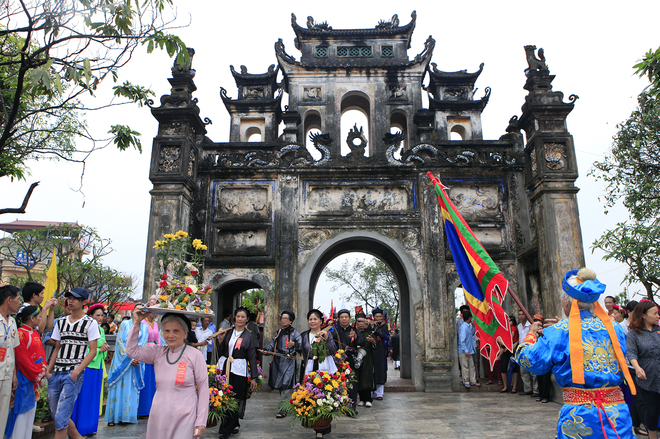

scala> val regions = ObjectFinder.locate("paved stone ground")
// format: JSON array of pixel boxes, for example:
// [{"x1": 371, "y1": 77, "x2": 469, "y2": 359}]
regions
[
  {"x1": 40, "y1": 364, "x2": 646, "y2": 438},
  {"x1": 44, "y1": 391, "x2": 563, "y2": 439}
]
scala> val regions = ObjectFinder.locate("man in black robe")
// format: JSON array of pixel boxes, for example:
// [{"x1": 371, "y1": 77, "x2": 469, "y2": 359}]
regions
[
  {"x1": 371, "y1": 308, "x2": 389, "y2": 400},
  {"x1": 261, "y1": 310, "x2": 302, "y2": 418},
  {"x1": 330, "y1": 309, "x2": 363, "y2": 416},
  {"x1": 390, "y1": 328, "x2": 400, "y2": 370},
  {"x1": 356, "y1": 313, "x2": 375, "y2": 407}
]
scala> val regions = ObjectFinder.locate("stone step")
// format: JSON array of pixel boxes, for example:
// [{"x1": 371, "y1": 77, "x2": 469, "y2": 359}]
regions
[
  {"x1": 455, "y1": 382, "x2": 524, "y2": 393},
  {"x1": 385, "y1": 378, "x2": 416, "y2": 392}
]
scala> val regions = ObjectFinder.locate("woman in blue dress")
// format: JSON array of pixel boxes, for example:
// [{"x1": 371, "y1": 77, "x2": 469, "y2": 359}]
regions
[{"x1": 104, "y1": 305, "x2": 148, "y2": 426}]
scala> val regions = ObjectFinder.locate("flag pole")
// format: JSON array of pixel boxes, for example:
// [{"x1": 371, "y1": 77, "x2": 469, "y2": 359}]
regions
[{"x1": 506, "y1": 284, "x2": 533, "y2": 324}]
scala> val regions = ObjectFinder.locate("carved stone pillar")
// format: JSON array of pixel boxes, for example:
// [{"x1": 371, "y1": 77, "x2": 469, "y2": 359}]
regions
[
  {"x1": 517, "y1": 47, "x2": 584, "y2": 318},
  {"x1": 142, "y1": 49, "x2": 207, "y2": 300}
]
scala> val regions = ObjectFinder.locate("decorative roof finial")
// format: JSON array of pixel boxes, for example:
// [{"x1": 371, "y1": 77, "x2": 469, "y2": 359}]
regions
[{"x1": 524, "y1": 45, "x2": 548, "y2": 73}]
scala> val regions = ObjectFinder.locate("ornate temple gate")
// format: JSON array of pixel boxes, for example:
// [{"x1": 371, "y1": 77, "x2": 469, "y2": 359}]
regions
[{"x1": 142, "y1": 13, "x2": 585, "y2": 391}]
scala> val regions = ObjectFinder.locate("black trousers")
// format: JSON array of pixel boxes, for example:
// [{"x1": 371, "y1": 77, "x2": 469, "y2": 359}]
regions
[
  {"x1": 638, "y1": 387, "x2": 660, "y2": 432},
  {"x1": 219, "y1": 373, "x2": 247, "y2": 436},
  {"x1": 538, "y1": 372, "x2": 552, "y2": 400},
  {"x1": 629, "y1": 373, "x2": 648, "y2": 428},
  {"x1": 359, "y1": 390, "x2": 373, "y2": 403}
]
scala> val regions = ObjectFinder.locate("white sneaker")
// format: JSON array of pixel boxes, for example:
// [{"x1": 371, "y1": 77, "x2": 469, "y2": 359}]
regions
[
  {"x1": 365, "y1": 401, "x2": 372, "y2": 407},
  {"x1": 357, "y1": 401, "x2": 365, "y2": 406}
]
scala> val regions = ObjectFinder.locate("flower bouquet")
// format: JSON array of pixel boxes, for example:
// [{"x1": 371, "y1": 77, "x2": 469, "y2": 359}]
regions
[
  {"x1": 146, "y1": 231, "x2": 214, "y2": 316},
  {"x1": 282, "y1": 370, "x2": 354, "y2": 430},
  {"x1": 333, "y1": 349, "x2": 356, "y2": 386},
  {"x1": 246, "y1": 361, "x2": 266, "y2": 399},
  {"x1": 207, "y1": 364, "x2": 239, "y2": 427}
]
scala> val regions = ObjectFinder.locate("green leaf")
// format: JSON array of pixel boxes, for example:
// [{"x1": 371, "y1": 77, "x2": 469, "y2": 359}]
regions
[
  {"x1": 112, "y1": 81, "x2": 155, "y2": 106},
  {"x1": 108, "y1": 124, "x2": 142, "y2": 153},
  {"x1": 83, "y1": 58, "x2": 91, "y2": 88}
]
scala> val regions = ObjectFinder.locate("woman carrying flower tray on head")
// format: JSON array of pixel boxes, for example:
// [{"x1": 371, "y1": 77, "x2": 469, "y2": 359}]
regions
[
  {"x1": 299, "y1": 309, "x2": 338, "y2": 438},
  {"x1": 127, "y1": 310, "x2": 209, "y2": 439},
  {"x1": 215, "y1": 307, "x2": 258, "y2": 439}
]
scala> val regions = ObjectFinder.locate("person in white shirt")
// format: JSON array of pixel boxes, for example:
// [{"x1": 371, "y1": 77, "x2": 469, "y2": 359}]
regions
[
  {"x1": 517, "y1": 310, "x2": 538, "y2": 396},
  {"x1": 0, "y1": 285, "x2": 22, "y2": 437},
  {"x1": 194, "y1": 317, "x2": 214, "y2": 364}
]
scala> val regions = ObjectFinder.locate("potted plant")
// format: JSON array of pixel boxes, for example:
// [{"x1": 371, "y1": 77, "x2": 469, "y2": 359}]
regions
[{"x1": 282, "y1": 370, "x2": 355, "y2": 430}]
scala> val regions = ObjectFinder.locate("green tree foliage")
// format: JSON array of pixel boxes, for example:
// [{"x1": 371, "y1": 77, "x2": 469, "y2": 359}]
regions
[
  {"x1": 0, "y1": 0, "x2": 188, "y2": 214},
  {"x1": 0, "y1": 223, "x2": 134, "y2": 312},
  {"x1": 241, "y1": 288, "x2": 264, "y2": 315},
  {"x1": 590, "y1": 47, "x2": 660, "y2": 300},
  {"x1": 324, "y1": 257, "x2": 399, "y2": 325}
]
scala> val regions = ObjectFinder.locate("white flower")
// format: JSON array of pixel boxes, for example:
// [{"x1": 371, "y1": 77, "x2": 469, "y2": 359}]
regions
[
  {"x1": 318, "y1": 400, "x2": 324, "y2": 406},
  {"x1": 333, "y1": 402, "x2": 339, "y2": 407},
  {"x1": 187, "y1": 284, "x2": 198, "y2": 294}
]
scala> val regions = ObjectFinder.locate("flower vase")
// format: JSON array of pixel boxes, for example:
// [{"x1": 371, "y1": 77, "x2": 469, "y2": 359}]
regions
[{"x1": 302, "y1": 417, "x2": 332, "y2": 430}]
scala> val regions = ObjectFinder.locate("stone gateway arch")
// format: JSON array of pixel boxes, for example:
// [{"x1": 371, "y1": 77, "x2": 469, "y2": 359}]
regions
[{"x1": 142, "y1": 12, "x2": 585, "y2": 391}]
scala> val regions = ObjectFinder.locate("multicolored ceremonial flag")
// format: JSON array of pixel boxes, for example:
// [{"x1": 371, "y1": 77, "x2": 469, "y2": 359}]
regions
[{"x1": 427, "y1": 172, "x2": 513, "y2": 370}]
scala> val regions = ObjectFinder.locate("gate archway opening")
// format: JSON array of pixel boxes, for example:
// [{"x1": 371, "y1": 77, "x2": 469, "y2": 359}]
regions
[{"x1": 301, "y1": 236, "x2": 414, "y2": 381}]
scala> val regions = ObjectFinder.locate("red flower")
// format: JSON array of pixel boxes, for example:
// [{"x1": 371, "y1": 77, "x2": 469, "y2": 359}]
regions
[
  {"x1": 205, "y1": 286, "x2": 211, "y2": 291},
  {"x1": 317, "y1": 382, "x2": 323, "y2": 388},
  {"x1": 190, "y1": 270, "x2": 199, "y2": 276},
  {"x1": 161, "y1": 273, "x2": 168, "y2": 280},
  {"x1": 185, "y1": 287, "x2": 193, "y2": 294},
  {"x1": 159, "y1": 281, "x2": 168, "y2": 288}
]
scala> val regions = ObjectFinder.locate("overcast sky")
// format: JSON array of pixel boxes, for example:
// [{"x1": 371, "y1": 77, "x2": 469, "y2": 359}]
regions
[{"x1": 1, "y1": 0, "x2": 658, "y2": 313}]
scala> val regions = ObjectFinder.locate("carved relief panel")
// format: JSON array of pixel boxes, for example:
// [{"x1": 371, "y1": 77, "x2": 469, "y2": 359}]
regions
[
  {"x1": 214, "y1": 228, "x2": 269, "y2": 254},
  {"x1": 158, "y1": 145, "x2": 182, "y2": 173},
  {"x1": 213, "y1": 181, "x2": 274, "y2": 221},
  {"x1": 446, "y1": 184, "x2": 502, "y2": 221},
  {"x1": 302, "y1": 180, "x2": 415, "y2": 215},
  {"x1": 302, "y1": 86, "x2": 323, "y2": 102}
]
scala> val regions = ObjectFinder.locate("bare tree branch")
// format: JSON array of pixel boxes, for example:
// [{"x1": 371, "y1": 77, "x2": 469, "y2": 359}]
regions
[{"x1": 0, "y1": 181, "x2": 39, "y2": 214}]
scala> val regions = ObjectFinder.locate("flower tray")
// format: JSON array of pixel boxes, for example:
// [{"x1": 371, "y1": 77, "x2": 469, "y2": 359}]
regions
[
  {"x1": 144, "y1": 307, "x2": 214, "y2": 318},
  {"x1": 302, "y1": 416, "x2": 332, "y2": 430}
]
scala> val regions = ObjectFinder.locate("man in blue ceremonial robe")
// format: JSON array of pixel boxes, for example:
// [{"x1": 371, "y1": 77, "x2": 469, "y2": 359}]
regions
[{"x1": 515, "y1": 268, "x2": 635, "y2": 439}]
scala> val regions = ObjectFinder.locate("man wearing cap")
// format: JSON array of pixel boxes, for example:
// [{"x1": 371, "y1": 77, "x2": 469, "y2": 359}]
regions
[
  {"x1": 46, "y1": 287, "x2": 100, "y2": 439},
  {"x1": 261, "y1": 310, "x2": 302, "y2": 418},
  {"x1": 331, "y1": 309, "x2": 364, "y2": 415},
  {"x1": 515, "y1": 268, "x2": 634, "y2": 439}
]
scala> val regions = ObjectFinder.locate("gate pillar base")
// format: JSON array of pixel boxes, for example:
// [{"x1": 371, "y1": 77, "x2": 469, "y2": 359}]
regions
[{"x1": 422, "y1": 362, "x2": 453, "y2": 392}]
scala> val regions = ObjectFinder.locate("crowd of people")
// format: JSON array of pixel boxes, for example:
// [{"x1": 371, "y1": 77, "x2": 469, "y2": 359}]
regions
[
  {"x1": 456, "y1": 268, "x2": 660, "y2": 439},
  {"x1": 3, "y1": 266, "x2": 657, "y2": 439},
  {"x1": 257, "y1": 307, "x2": 396, "y2": 439}
]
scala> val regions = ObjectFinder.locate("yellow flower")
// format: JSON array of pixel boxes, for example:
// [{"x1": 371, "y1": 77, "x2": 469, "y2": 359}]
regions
[
  {"x1": 324, "y1": 384, "x2": 333, "y2": 391},
  {"x1": 313, "y1": 378, "x2": 321, "y2": 385},
  {"x1": 332, "y1": 380, "x2": 338, "y2": 388},
  {"x1": 199, "y1": 244, "x2": 208, "y2": 251},
  {"x1": 176, "y1": 230, "x2": 189, "y2": 238}
]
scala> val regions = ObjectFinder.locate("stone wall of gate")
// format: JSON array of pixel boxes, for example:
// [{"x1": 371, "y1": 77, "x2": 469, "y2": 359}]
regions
[{"x1": 143, "y1": 14, "x2": 586, "y2": 391}]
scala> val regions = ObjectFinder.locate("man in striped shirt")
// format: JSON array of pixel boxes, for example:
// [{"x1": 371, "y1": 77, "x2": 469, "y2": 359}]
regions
[{"x1": 46, "y1": 287, "x2": 99, "y2": 439}]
